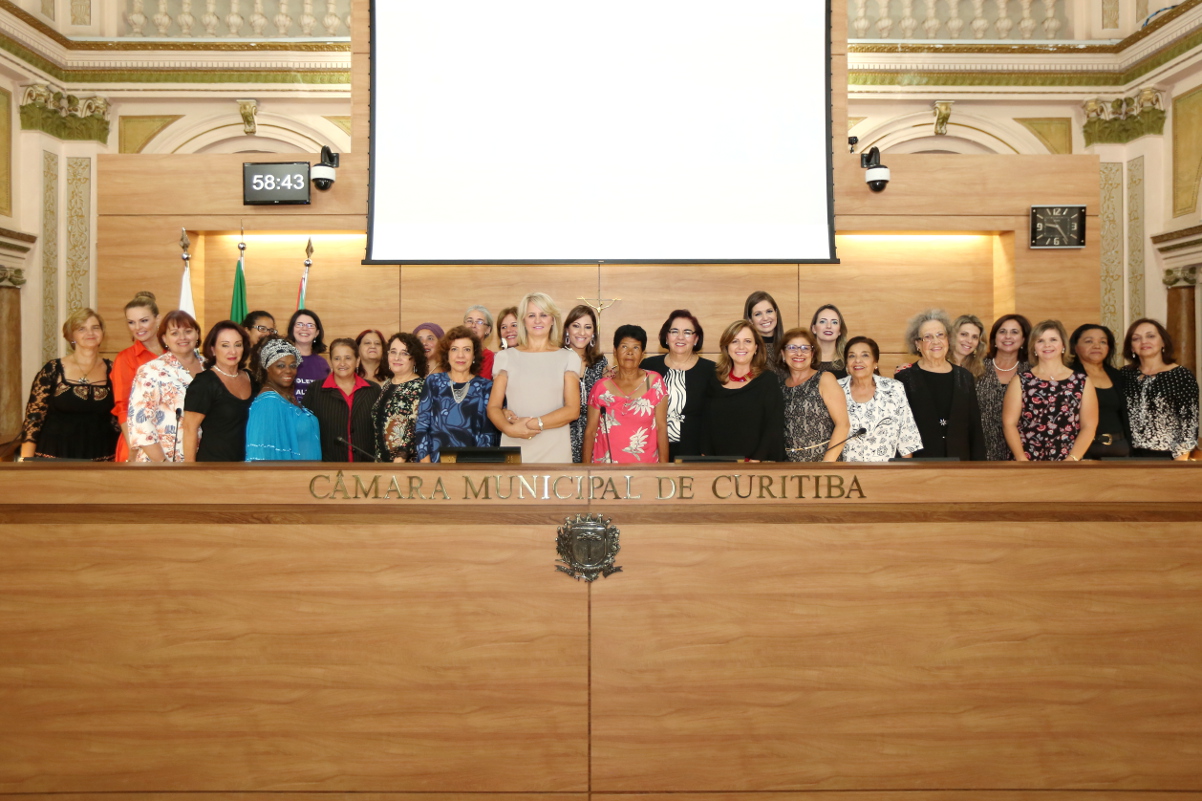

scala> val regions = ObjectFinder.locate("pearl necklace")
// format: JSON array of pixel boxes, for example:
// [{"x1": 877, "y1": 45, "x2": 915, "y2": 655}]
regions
[
  {"x1": 993, "y1": 358, "x2": 1019, "y2": 373},
  {"x1": 212, "y1": 364, "x2": 241, "y2": 379}
]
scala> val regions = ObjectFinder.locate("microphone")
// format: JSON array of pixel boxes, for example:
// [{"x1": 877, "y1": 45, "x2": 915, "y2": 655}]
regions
[
  {"x1": 337, "y1": 436, "x2": 382, "y2": 462},
  {"x1": 598, "y1": 405, "x2": 614, "y2": 464},
  {"x1": 170, "y1": 408, "x2": 182, "y2": 462},
  {"x1": 790, "y1": 417, "x2": 894, "y2": 455}
]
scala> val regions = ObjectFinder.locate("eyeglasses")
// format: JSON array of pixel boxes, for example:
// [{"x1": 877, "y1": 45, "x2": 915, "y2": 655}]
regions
[
  {"x1": 252, "y1": 325, "x2": 277, "y2": 334},
  {"x1": 920, "y1": 332, "x2": 948, "y2": 342},
  {"x1": 464, "y1": 318, "x2": 489, "y2": 328},
  {"x1": 785, "y1": 345, "x2": 812, "y2": 353},
  {"x1": 294, "y1": 322, "x2": 317, "y2": 331},
  {"x1": 668, "y1": 328, "x2": 696, "y2": 337}
]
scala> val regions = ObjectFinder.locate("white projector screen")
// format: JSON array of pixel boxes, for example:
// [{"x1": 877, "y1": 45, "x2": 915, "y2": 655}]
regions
[{"x1": 366, "y1": 0, "x2": 835, "y2": 264}]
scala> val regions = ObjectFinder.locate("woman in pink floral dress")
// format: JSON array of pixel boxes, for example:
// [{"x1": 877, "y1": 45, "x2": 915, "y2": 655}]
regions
[
  {"x1": 582, "y1": 325, "x2": 670, "y2": 464},
  {"x1": 127, "y1": 310, "x2": 205, "y2": 462}
]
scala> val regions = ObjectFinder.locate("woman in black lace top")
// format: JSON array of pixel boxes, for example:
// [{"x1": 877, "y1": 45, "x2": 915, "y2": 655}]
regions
[{"x1": 1119, "y1": 318, "x2": 1199, "y2": 460}]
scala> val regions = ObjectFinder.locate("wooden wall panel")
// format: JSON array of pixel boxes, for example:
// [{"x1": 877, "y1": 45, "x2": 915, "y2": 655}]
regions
[
  {"x1": 0, "y1": 522, "x2": 588, "y2": 793},
  {"x1": 590, "y1": 521, "x2": 1202, "y2": 792}
]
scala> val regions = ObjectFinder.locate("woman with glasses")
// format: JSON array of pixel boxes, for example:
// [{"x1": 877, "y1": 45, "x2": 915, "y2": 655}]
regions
[
  {"x1": 286, "y1": 308, "x2": 330, "y2": 401},
  {"x1": 893, "y1": 309, "x2": 986, "y2": 460},
  {"x1": 463, "y1": 305, "x2": 496, "y2": 378},
  {"x1": 640, "y1": 310, "x2": 715, "y2": 461},
  {"x1": 775, "y1": 328, "x2": 850, "y2": 462},
  {"x1": 242, "y1": 310, "x2": 277, "y2": 347}
]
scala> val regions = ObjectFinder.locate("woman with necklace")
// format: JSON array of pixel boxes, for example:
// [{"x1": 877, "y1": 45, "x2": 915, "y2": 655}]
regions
[
  {"x1": 18, "y1": 308, "x2": 119, "y2": 461},
  {"x1": 304, "y1": 337, "x2": 382, "y2": 462},
  {"x1": 1003, "y1": 319, "x2": 1097, "y2": 461},
  {"x1": 126, "y1": 310, "x2": 204, "y2": 463},
  {"x1": 1070, "y1": 323, "x2": 1131, "y2": 458},
  {"x1": 487, "y1": 292, "x2": 582, "y2": 464},
  {"x1": 112, "y1": 291, "x2": 163, "y2": 462},
  {"x1": 744, "y1": 290, "x2": 785, "y2": 367},
  {"x1": 373, "y1": 331, "x2": 428, "y2": 462},
  {"x1": 775, "y1": 327, "x2": 849, "y2": 462},
  {"x1": 582, "y1": 324, "x2": 669, "y2": 464},
  {"x1": 1119, "y1": 318, "x2": 1198, "y2": 460},
  {"x1": 564, "y1": 304, "x2": 608, "y2": 463},
  {"x1": 245, "y1": 336, "x2": 321, "y2": 461},
  {"x1": 286, "y1": 308, "x2": 330, "y2": 401},
  {"x1": 893, "y1": 309, "x2": 986, "y2": 460},
  {"x1": 810, "y1": 303, "x2": 849, "y2": 378},
  {"x1": 641, "y1": 310, "x2": 716, "y2": 461},
  {"x1": 701, "y1": 320, "x2": 785, "y2": 462},
  {"x1": 837, "y1": 336, "x2": 922, "y2": 462},
  {"x1": 977, "y1": 314, "x2": 1032, "y2": 461},
  {"x1": 183, "y1": 321, "x2": 258, "y2": 461},
  {"x1": 415, "y1": 327, "x2": 498, "y2": 462}
]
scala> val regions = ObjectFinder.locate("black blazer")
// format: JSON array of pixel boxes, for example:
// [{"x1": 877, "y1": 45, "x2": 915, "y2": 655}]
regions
[
  {"x1": 893, "y1": 363, "x2": 986, "y2": 461},
  {"x1": 302, "y1": 379, "x2": 383, "y2": 462}
]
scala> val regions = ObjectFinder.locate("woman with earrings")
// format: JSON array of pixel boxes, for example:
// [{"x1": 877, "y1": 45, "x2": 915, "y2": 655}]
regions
[
  {"x1": 183, "y1": 321, "x2": 258, "y2": 462},
  {"x1": 950, "y1": 314, "x2": 987, "y2": 379},
  {"x1": 744, "y1": 290, "x2": 785, "y2": 366},
  {"x1": 463, "y1": 305, "x2": 496, "y2": 379},
  {"x1": 18, "y1": 308, "x2": 120, "y2": 461},
  {"x1": 127, "y1": 310, "x2": 204, "y2": 463},
  {"x1": 373, "y1": 332, "x2": 428, "y2": 462},
  {"x1": 1119, "y1": 318, "x2": 1199, "y2": 459},
  {"x1": 1003, "y1": 319, "x2": 1097, "y2": 462},
  {"x1": 641, "y1": 309, "x2": 715, "y2": 460},
  {"x1": 582, "y1": 324, "x2": 669, "y2": 464},
  {"x1": 245, "y1": 336, "x2": 321, "y2": 461},
  {"x1": 701, "y1": 320, "x2": 785, "y2": 461},
  {"x1": 487, "y1": 292, "x2": 582, "y2": 463},
  {"x1": 286, "y1": 308, "x2": 330, "y2": 401},
  {"x1": 415, "y1": 326, "x2": 498, "y2": 462},
  {"x1": 810, "y1": 303, "x2": 849, "y2": 378},
  {"x1": 564, "y1": 304, "x2": 608, "y2": 462},
  {"x1": 893, "y1": 309, "x2": 985, "y2": 461},
  {"x1": 977, "y1": 314, "x2": 1032, "y2": 461},
  {"x1": 775, "y1": 327, "x2": 850, "y2": 462},
  {"x1": 303, "y1": 337, "x2": 383, "y2": 462},
  {"x1": 112, "y1": 291, "x2": 163, "y2": 461}
]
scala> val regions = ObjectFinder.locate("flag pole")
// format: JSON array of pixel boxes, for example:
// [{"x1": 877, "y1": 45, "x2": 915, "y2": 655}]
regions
[
  {"x1": 230, "y1": 221, "x2": 249, "y2": 323},
  {"x1": 297, "y1": 238, "x2": 314, "y2": 311},
  {"x1": 178, "y1": 228, "x2": 196, "y2": 318}
]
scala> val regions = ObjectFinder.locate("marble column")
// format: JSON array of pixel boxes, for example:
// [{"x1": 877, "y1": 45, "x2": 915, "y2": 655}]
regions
[
  {"x1": 0, "y1": 265, "x2": 26, "y2": 438},
  {"x1": 1164, "y1": 266, "x2": 1198, "y2": 375}
]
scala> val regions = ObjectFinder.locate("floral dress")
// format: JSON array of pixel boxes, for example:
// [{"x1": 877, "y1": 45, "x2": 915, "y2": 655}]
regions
[
  {"x1": 587, "y1": 372, "x2": 667, "y2": 463},
  {"x1": 1015, "y1": 371, "x2": 1086, "y2": 461},
  {"x1": 127, "y1": 351, "x2": 199, "y2": 462},
  {"x1": 374, "y1": 377, "x2": 424, "y2": 462}
]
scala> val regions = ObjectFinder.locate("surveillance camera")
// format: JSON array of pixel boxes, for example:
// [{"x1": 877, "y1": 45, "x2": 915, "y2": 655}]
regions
[
  {"x1": 865, "y1": 165, "x2": 890, "y2": 192},
  {"x1": 312, "y1": 145, "x2": 340, "y2": 191}
]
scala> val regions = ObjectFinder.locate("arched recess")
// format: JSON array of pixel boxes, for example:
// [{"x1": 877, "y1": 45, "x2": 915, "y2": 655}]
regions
[
  {"x1": 141, "y1": 113, "x2": 351, "y2": 155},
  {"x1": 857, "y1": 111, "x2": 1051, "y2": 156}
]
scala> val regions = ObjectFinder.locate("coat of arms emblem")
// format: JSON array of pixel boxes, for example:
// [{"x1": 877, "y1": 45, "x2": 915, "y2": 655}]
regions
[{"x1": 556, "y1": 513, "x2": 622, "y2": 582}]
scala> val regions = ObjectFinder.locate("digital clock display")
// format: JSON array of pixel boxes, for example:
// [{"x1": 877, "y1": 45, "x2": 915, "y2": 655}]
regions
[{"x1": 243, "y1": 162, "x2": 311, "y2": 205}]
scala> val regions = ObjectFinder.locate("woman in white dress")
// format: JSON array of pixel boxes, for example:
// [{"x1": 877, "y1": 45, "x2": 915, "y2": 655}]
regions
[
  {"x1": 838, "y1": 336, "x2": 923, "y2": 462},
  {"x1": 488, "y1": 292, "x2": 582, "y2": 463}
]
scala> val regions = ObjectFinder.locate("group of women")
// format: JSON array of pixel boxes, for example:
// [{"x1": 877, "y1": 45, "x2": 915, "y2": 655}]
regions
[{"x1": 17, "y1": 289, "x2": 1200, "y2": 464}]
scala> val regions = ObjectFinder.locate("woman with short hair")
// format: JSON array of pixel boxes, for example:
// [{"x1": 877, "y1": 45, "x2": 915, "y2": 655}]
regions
[
  {"x1": 18, "y1": 308, "x2": 120, "y2": 461},
  {"x1": 641, "y1": 309, "x2": 715, "y2": 460},
  {"x1": 1070, "y1": 323, "x2": 1130, "y2": 459},
  {"x1": 355, "y1": 329, "x2": 388, "y2": 384},
  {"x1": 183, "y1": 321, "x2": 258, "y2": 462},
  {"x1": 564, "y1": 304, "x2": 608, "y2": 463},
  {"x1": 744, "y1": 291, "x2": 785, "y2": 366},
  {"x1": 893, "y1": 309, "x2": 986, "y2": 461},
  {"x1": 245, "y1": 336, "x2": 322, "y2": 461},
  {"x1": 127, "y1": 310, "x2": 204, "y2": 463},
  {"x1": 810, "y1": 303, "x2": 849, "y2": 378},
  {"x1": 463, "y1": 305, "x2": 496, "y2": 379},
  {"x1": 286, "y1": 308, "x2": 330, "y2": 401},
  {"x1": 701, "y1": 320, "x2": 785, "y2": 462},
  {"x1": 582, "y1": 324, "x2": 669, "y2": 464},
  {"x1": 1003, "y1": 319, "x2": 1097, "y2": 462},
  {"x1": 112, "y1": 291, "x2": 163, "y2": 462},
  {"x1": 487, "y1": 292, "x2": 582, "y2": 463},
  {"x1": 950, "y1": 313, "x2": 987, "y2": 380},
  {"x1": 775, "y1": 327, "x2": 850, "y2": 462},
  {"x1": 838, "y1": 336, "x2": 923, "y2": 462},
  {"x1": 1119, "y1": 318, "x2": 1199, "y2": 460},
  {"x1": 374, "y1": 332, "x2": 428, "y2": 462},
  {"x1": 415, "y1": 326, "x2": 498, "y2": 462},
  {"x1": 303, "y1": 337, "x2": 383, "y2": 462},
  {"x1": 977, "y1": 314, "x2": 1032, "y2": 461}
]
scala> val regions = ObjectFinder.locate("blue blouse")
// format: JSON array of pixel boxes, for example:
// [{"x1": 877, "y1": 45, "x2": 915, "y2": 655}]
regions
[
  {"x1": 414, "y1": 373, "x2": 499, "y2": 462},
  {"x1": 245, "y1": 390, "x2": 322, "y2": 461}
]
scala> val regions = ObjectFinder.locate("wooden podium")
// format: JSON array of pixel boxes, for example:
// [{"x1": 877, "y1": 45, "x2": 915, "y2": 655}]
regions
[{"x1": 2, "y1": 462, "x2": 1201, "y2": 799}]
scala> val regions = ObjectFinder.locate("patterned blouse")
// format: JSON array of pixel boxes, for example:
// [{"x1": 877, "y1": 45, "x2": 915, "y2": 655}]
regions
[
  {"x1": 374, "y1": 377, "x2": 425, "y2": 462},
  {"x1": 977, "y1": 357, "x2": 1030, "y2": 461},
  {"x1": 414, "y1": 373, "x2": 499, "y2": 462},
  {"x1": 837, "y1": 375, "x2": 923, "y2": 462},
  {"x1": 780, "y1": 371, "x2": 837, "y2": 462},
  {"x1": 587, "y1": 372, "x2": 668, "y2": 463},
  {"x1": 1120, "y1": 365, "x2": 1200, "y2": 458},
  {"x1": 127, "y1": 351, "x2": 200, "y2": 462},
  {"x1": 570, "y1": 356, "x2": 609, "y2": 463},
  {"x1": 1015, "y1": 371, "x2": 1086, "y2": 461}
]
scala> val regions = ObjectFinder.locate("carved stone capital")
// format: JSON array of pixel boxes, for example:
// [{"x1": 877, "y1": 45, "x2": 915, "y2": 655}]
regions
[
  {"x1": 0, "y1": 265, "x2": 26, "y2": 288},
  {"x1": 1164, "y1": 265, "x2": 1201, "y2": 289},
  {"x1": 1082, "y1": 86, "x2": 1167, "y2": 147},
  {"x1": 19, "y1": 83, "x2": 111, "y2": 143}
]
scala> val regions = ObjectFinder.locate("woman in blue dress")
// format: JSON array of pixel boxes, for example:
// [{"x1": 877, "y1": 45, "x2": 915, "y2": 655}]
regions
[
  {"x1": 415, "y1": 326, "x2": 499, "y2": 463},
  {"x1": 245, "y1": 337, "x2": 321, "y2": 461}
]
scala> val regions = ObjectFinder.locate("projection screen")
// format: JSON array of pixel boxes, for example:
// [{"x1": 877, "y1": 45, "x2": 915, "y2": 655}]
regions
[{"x1": 366, "y1": 0, "x2": 835, "y2": 265}]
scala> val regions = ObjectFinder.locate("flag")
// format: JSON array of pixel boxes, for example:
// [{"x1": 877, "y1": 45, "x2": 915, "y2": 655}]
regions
[
  {"x1": 179, "y1": 263, "x2": 195, "y2": 317},
  {"x1": 230, "y1": 254, "x2": 248, "y2": 322},
  {"x1": 296, "y1": 267, "x2": 309, "y2": 311}
]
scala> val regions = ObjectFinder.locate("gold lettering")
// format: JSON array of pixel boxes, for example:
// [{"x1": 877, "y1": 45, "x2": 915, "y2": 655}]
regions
[
  {"x1": 383, "y1": 475, "x2": 406, "y2": 499},
  {"x1": 494, "y1": 475, "x2": 513, "y2": 500},
  {"x1": 518, "y1": 475, "x2": 538, "y2": 499},
  {"x1": 575, "y1": 475, "x2": 585, "y2": 500},
  {"x1": 553, "y1": 475, "x2": 577, "y2": 500},
  {"x1": 407, "y1": 476, "x2": 427, "y2": 500},
  {"x1": 757, "y1": 475, "x2": 777, "y2": 499},
  {"x1": 589, "y1": 476, "x2": 607, "y2": 499},
  {"x1": 309, "y1": 474, "x2": 331, "y2": 499},
  {"x1": 733, "y1": 474, "x2": 753, "y2": 499},
  {"x1": 794, "y1": 475, "x2": 811, "y2": 499},
  {"x1": 825, "y1": 474, "x2": 844, "y2": 499},
  {"x1": 431, "y1": 477, "x2": 450, "y2": 500},
  {"x1": 353, "y1": 474, "x2": 380, "y2": 499},
  {"x1": 847, "y1": 475, "x2": 865, "y2": 499},
  {"x1": 712, "y1": 475, "x2": 732, "y2": 499},
  {"x1": 598, "y1": 478, "x2": 621, "y2": 500},
  {"x1": 656, "y1": 476, "x2": 677, "y2": 500},
  {"x1": 623, "y1": 475, "x2": 642, "y2": 499},
  {"x1": 680, "y1": 476, "x2": 694, "y2": 500},
  {"x1": 330, "y1": 470, "x2": 351, "y2": 500},
  {"x1": 464, "y1": 475, "x2": 490, "y2": 499},
  {"x1": 541, "y1": 475, "x2": 551, "y2": 500}
]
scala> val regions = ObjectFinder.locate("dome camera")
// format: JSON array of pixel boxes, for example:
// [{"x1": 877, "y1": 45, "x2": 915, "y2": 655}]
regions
[
  {"x1": 312, "y1": 145, "x2": 340, "y2": 191},
  {"x1": 859, "y1": 146, "x2": 890, "y2": 193}
]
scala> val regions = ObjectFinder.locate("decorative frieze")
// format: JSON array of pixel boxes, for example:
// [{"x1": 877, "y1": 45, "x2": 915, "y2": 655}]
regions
[
  {"x1": 19, "y1": 84, "x2": 111, "y2": 144},
  {"x1": 1082, "y1": 87, "x2": 1166, "y2": 147}
]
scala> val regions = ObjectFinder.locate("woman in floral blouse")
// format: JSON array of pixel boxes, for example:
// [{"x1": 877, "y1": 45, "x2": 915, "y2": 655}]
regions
[
  {"x1": 374, "y1": 331, "x2": 428, "y2": 461},
  {"x1": 582, "y1": 324, "x2": 669, "y2": 464},
  {"x1": 126, "y1": 310, "x2": 204, "y2": 462},
  {"x1": 837, "y1": 336, "x2": 923, "y2": 462}
]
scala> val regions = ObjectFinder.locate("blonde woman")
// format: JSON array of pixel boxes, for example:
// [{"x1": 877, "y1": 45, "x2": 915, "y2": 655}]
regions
[
  {"x1": 950, "y1": 313, "x2": 987, "y2": 380},
  {"x1": 487, "y1": 292, "x2": 582, "y2": 463}
]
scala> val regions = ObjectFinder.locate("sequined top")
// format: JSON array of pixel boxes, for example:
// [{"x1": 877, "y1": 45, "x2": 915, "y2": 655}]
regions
[
  {"x1": 976, "y1": 357, "x2": 1030, "y2": 461},
  {"x1": 780, "y1": 371, "x2": 837, "y2": 462}
]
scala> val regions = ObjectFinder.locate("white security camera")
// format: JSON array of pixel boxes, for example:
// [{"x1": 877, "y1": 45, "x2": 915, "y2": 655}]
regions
[
  {"x1": 312, "y1": 145, "x2": 339, "y2": 191},
  {"x1": 859, "y1": 146, "x2": 890, "y2": 193}
]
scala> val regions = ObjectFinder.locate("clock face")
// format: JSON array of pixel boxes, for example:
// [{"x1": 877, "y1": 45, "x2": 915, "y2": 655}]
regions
[{"x1": 1030, "y1": 205, "x2": 1086, "y2": 248}]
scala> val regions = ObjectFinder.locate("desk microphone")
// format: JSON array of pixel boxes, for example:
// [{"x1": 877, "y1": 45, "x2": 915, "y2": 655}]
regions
[
  {"x1": 337, "y1": 436, "x2": 382, "y2": 462},
  {"x1": 170, "y1": 408, "x2": 182, "y2": 462},
  {"x1": 598, "y1": 405, "x2": 614, "y2": 464},
  {"x1": 790, "y1": 417, "x2": 894, "y2": 455}
]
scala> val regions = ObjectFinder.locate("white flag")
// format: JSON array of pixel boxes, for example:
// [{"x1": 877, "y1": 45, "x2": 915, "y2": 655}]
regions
[{"x1": 179, "y1": 264, "x2": 195, "y2": 316}]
